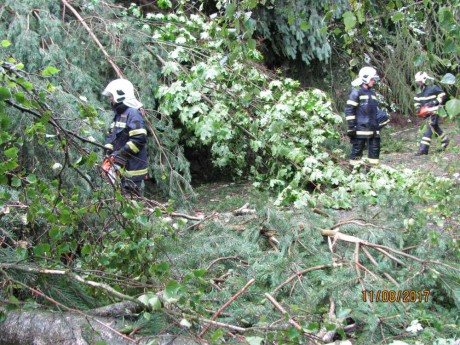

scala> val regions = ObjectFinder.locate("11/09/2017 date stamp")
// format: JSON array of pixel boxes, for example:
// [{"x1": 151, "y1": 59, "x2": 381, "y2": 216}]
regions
[{"x1": 362, "y1": 290, "x2": 431, "y2": 303}]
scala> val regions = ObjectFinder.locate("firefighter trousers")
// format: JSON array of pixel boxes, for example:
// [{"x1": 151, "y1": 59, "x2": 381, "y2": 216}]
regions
[
  {"x1": 349, "y1": 137, "x2": 380, "y2": 169},
  {"x1": 418, "y1": 116, "x2": 449, "y2": 154}
]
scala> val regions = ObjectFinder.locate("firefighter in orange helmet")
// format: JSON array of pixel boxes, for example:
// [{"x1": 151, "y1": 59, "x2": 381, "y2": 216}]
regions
[{"x1": 414, "y1": 72, "x2": 448, "y2": 155}]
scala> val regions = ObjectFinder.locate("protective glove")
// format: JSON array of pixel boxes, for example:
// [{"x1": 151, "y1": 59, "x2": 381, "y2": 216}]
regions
[
  {"x1": 347, "y1": 128, "x2": 357, "y2": 138},
  {"x1": 110, "y1": 150, "x2": 128, "y2": 167}
]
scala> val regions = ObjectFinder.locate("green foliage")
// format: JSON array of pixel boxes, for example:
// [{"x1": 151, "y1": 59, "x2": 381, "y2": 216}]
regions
[
  {"x1": 0, "y1": 31, "x2": 180, "y2": 308},
  {"x1": 149, "y1": 9, "x2": 350, "y2": 207},
  {"x1": 0, "y1": 2, "x2": 459, "y2": 344},
  {"x1": 331, "y1": 0, "x2": 460, "y2": 120},
  {"x1": 154, "y1": 182, "x2": 459, "y2": 344},
  {"x1": 252, "y1": 0, "x2": 349, "y2": 64}
]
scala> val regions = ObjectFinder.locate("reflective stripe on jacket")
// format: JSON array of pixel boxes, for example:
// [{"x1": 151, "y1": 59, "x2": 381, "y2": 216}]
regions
[
  {"x1": 414, "y1": 84, "x2": 447, "y2": 113},
  {"x1": 105, "y1": 107, "x2": 148, "y2": 181},
  {"x1": 345, "y1": 86, "x2": 380, "y2": 138}
]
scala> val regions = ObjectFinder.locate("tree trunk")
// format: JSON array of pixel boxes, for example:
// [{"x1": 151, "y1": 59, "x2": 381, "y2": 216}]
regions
[{"x1": 0, "y1": 309, "x2": 205, "y2": 345}]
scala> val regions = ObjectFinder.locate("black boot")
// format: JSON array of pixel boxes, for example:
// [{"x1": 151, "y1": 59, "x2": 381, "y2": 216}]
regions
[
  {"x1": 415, "y1": 149, "x2": 428, "y2": 156},
  {"x1": 440, "y1": 138, "x2": 450, "y2": 151}
]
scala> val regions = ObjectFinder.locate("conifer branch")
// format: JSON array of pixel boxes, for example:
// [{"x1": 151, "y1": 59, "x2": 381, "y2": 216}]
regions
[
  {"x1": 264, "y1": 293, "x2": 302, "y2": 330},
  {"x1": 1, "y1": 263, "x2": 144, "y2": 306},
  {"x1": 141, "y1": 112, "x2": 191, "y2": 198},
  {"x1": 206, "y1": 255, "x2": 242, "y2": 271},
  {"x1": 320, "y1": 228, "x2": 460, "y2": 273},
  {"x1": 199, "y1": 278, "x2": 255, "y2": 337},
  {"x1": 5, "y1": 100, "x2": 106, "y2": 150},
  {"x1": 272, "y1": 264, "x2": 342, "y2": 295},
  {"x1": 61, "y1": 0, "x2": 124, "y2": 78},
  {"x1": 62, "y1": 3, "x2": 193, "y2": 199},
  {"x1": 362, "y1": 246, "x2": 400, "y2": 286}
]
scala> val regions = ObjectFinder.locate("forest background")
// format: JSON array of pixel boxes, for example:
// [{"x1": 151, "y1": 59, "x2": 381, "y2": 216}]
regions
[{"x1": 0, "y1": 0, "x2": 459, "y2": 344}]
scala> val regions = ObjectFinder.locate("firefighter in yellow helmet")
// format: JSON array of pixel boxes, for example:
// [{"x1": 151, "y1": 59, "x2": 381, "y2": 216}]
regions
[
  {"x1": 413, "y1": 72, "x2": 448, "y2": 155},
  {"x1": 345, "y1": 67, "x2": 390, "y2": 172}
]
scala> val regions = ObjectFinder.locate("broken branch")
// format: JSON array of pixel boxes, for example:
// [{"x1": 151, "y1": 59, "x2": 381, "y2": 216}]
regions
[{"x1": 199, "y1": 278, "x2": 255, "y2": 337}]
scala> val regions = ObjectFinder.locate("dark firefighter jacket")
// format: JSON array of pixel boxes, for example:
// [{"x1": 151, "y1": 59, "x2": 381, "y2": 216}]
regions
[
  {"x1": 345, "y1": 86, "x2": 388, "y2": 138},
  {"x1": 104, "y1": 105, "x2": 148, "y2": 182},
  {"x1": 414, "y1": 84, "x2": 447, "y2": 113}
]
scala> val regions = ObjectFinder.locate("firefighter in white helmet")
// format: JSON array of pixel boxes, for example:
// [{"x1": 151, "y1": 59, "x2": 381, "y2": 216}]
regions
[
  {"x1": 102, "y1": 79, "x2": 149, "y2": 195},
  {"x1": 413, "y1": 72, "x2": 448, "y2": 155},
  {"x1": 345, "y1": 67, "x2": 389, "y2": 172}
]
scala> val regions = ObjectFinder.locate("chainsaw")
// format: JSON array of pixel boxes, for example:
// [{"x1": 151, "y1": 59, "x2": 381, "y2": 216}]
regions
[
  {"x1": 100, "y1": 157, "x2": 121, "y2": 185},
  {"x1": 416, "y1": 104, "x2": 438, "y2": 117}
]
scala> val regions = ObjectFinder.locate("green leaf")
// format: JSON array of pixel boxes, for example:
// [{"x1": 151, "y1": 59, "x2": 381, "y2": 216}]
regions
[
  {"x1": 150, "y1": 295, "x2": 162, "y2": 311},
  {"x1": 343, "y1": 12, "x2": 357, "y2": 32},
  {"x1": 226, "y1": 3, "x2": 237, "y2": 18},
  {"x1": 163, "y1": 280, "x2": 181, "y2": 303},
  {"x1": 306, "y1": 322, "x2": 319, "y2": 331},
  {"x1": 34, "y1": 243, "x2": 51, "y2": 256},
  {"x1": 138, "y1": 293, "x2": 162, "y2": 311},
  {"x1": 6, "y1": 296, "x2": 19, "y2": 310},
  {"x1": 438, "y1": 7, "x2": 455, "y2": 30},
  {"x1": 14, "y1": 92, "x2": 31, "y2": 107},
  {"x1": 350, "y1": 58, "x2": 359, "y2": 67},
  {"x1": 440, "y1": 73, "x2": 456, "y2": 85},
  {"x1": 247, "y1": 38, "x2": 256, "y2": 50},
  {"x1": 245, "y1": 336, "x2": 264, "y2": 345},
  {"x1": 391, "y1": 12, "x2": 404, "y2": 22},
  {"x1": 11, "y1": 176, "x2": 21, "y2": 187},
  {"x1": 1, "y1": 40, "x2": 11, "y2": 48},
  {"x1": 4, "y1": 147, "x2": 18, "y2": 158},
  {"x1": 41, "y1": 66, "x2": 60, "y2": 76},
  {"x1": 300, "y1": 21, "x2": 310, "y2": 30},
  {"x1": 244, "y1": 0, "x2": 257, "y2": 9},
  {"x1": 285, "y1": 326, "x2": 300, "y2": 340},
  {"x1": 443, "y1": 38, "x2": 456, "y2": 53},
  {"x1": 210, "y1": 328, "x2": 224, "y2": 342},
  {"x1": 324, "y1": 323, "x2": 336, "y2": 331},
  {"x1": 414, "y1": 54, "x2": 425, "y2": 67},
  {"x1": 26, "y1": 174, "x2": 37, "y2": 184},
  {"x1": 81, "y1": 244, "x2": 91, "y2": 255},
  {"x1": 193, "y1": 268, "x2": 207, "y2": 277},
  {"x1": 445, "y1": 99, "x2": 460, "y2": 117},
  {"x1": 0, "y1": 87, "x2": 11, "y2": 101}
]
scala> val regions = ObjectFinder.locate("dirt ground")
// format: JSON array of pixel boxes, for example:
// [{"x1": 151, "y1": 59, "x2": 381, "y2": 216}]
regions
[{"x1": 381, "y1": 120, "x2": 459, "y2": 178}]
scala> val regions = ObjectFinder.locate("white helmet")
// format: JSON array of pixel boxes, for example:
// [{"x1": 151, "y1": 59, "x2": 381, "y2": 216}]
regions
[
  {"x1": 415, "y1": 71, "x2": 432, "y2": 84},
  {"x1": 102, "y1": 78, "x2": 143, "y2": 109},
  {"x1": 352, "y1": 66, "x2": 380, "y2": 86}
]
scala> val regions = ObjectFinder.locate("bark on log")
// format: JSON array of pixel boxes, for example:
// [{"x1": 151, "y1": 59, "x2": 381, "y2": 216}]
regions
[
  {"x1": 0, "y1": 310, "x2": 132, "y2": 345},
  {"x1": 0, "y1": 310, "x2": 205, "y2": 345}
]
